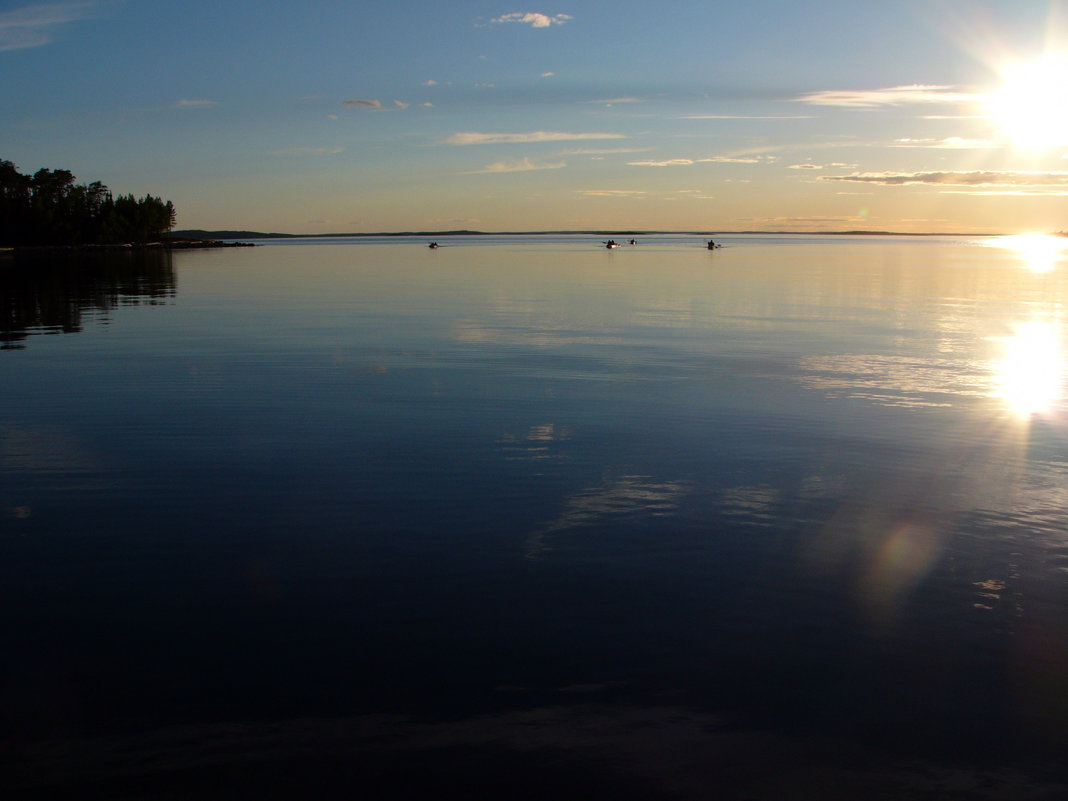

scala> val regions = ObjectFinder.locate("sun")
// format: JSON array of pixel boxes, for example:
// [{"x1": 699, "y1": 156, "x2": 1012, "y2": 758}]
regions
[{"x1": 988, "y1": 55, "x2": 1068, "y2": 150}]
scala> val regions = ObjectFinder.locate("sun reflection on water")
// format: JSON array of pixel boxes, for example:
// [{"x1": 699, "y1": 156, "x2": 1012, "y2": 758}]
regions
[
  {"x1": 990, "y1": 234, "x2": 1068, "y2": 273},
  {"x1": 996, "y1": 321, "x2": 1064, "y2": 416}
]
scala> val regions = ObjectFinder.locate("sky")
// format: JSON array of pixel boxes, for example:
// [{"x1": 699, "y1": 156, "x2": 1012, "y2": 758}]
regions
[{"x1": 3, "y1": 0, "x2": 1068, "y2": 233}]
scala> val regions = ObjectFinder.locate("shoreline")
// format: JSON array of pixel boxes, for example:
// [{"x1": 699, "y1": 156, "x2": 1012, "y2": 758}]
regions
[{"x1": 1, "y1": 239, "x2": 255, "y2": 255}]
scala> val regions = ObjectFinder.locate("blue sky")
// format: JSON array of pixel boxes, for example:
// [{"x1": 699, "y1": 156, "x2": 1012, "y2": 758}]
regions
[{"x1": 3, "y1": 0, "x2": 1068, "y2": 232}]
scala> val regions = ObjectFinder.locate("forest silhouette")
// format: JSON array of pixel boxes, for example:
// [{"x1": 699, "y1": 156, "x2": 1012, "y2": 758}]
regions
[{"x1": 0, "y1": 159, "x2": 175, "y2": 247}]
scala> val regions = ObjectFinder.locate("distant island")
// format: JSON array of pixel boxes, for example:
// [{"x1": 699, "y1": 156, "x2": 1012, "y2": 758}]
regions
[{"x1": 173, "y1": 228, "x2": 1003, "y2": 239}]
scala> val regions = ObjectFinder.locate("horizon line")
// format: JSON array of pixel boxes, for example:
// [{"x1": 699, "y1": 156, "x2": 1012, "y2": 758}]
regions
[{"x1": 173, "y1": 228, "x2": 1014, "y2": 239}]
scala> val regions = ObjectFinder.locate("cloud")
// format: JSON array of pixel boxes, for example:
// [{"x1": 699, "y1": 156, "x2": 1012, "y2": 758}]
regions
[
  {"x1": 671, "y1": 189, "x2": 716, "y2": 199},
  {"x1": 796, "y1": 85, "x2": 981, "y2": 108},
  {"x1": 490, "y1": 12, "x2": 572, "y2": 28},
  {"x1": 740, "y1": 215, "x2": 871, "y2": 230},
  {"x1": 890, "y1": 136, "x2": 997, "y2": 149},
  {"x1": 443, "y1": 131, "x2": 625, "y2": 145},
  {"x1": 0, "y1": 1, "x2": 99, "y2": 51},
  {"x1": 344, "y1": 99, "x2": 382, "y2": 108},
  {"x1": 422, "y1": 79, "x2": 437, "y2": 86},
  {"x1": 577, "y1": 189, "x2": 647, "y2": 198},
  {"x1": 789, "y1": 163, "x2": 823, "y2": 170},
  {"x1": 819, "y1": 170, "x2": 1068, "y2": 187},
  {"x1": 175, "y1": 98, "x2": 217, "y2": 108},
  {"x1": 920, "y1": 114, "x2": 990, "y2": 120},
  {"x1": 628, "y1": 159, "x2": 694, "y2": 167},
  {"x1": 541, "y1": 71, "x2": 555, "y2": 77},
  {"x1": 470, "y1": 157, "x2": 566, "y2": 174},
  {"x1": 394, "y1": 99, "x2": 409, "y2": 108},
  {"x1": 699, "y1": 156, "x2": 761, "y2": 163},
  {"x1": 590, "y1": 96, "x2": 645, "y2": 105},
  {"x1": 427, "y1": 217, "x2": 481, "y2": 226},
  {"x1": 681, "y1": 114, "x2": 814, "y2": 120}
]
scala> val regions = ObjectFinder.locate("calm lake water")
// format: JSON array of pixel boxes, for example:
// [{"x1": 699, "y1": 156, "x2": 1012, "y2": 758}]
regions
[{"x1": 3, "y1": 234, "x2": 1068, "y2": 798}]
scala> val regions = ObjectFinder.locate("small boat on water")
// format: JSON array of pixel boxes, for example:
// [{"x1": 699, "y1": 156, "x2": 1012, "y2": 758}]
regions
[
  {"x1": 428, "y1": 242, "x2": 439, "y2": 249},
  {"x1": 604, "y1": 240, "x2": 621, "y2": 249}
]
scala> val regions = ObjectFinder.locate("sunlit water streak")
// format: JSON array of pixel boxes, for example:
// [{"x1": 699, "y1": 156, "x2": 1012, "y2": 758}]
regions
[
  {"x1": 986, "y1": 232, "x2": 1068, "y2": 273},
  {"x1": 996, "y1": 320, "x2": 1064, "y2": 416},
  {"x1": 3, "y1": 235, "x2": 1068, "y2": 797}
]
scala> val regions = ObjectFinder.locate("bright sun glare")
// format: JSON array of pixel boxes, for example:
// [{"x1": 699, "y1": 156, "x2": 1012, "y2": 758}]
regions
[
  {"x1": 998, "y1": 321, "x2": 1064, "y2": 416},
  {"x1": 989, "y1": 55, "x2": 1068, "y2": 150},
  {"x1": 995, "y1": 233, "x2": 1068, "y2": 272}
]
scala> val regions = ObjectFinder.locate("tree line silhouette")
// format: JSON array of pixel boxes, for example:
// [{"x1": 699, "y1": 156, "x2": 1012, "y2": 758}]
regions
[{"x1": 0, "y1": 159, "x2": 176, "y2": 247}]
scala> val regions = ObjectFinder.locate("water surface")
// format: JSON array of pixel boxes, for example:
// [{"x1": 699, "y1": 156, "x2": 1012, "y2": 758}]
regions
[{"x1": 3, "y1": 235, "x2": 1068, "y2": 798}]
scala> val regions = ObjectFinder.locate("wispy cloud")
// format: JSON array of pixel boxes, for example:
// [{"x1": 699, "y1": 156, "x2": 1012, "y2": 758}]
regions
[
  {"x1": 739, "y1": 215, "x2": 872, "y2": 230},
  {"x1": 490, "y1": 12, "x2": 572, "y2": 28},
  {"x1": 0, "y1": 1, "x2": 99, "y2": 51},
  {"x1": 344, "y1": 99, "x2": 382, "y2": 109},
  {"x1": 700, "y1": 156, "x2": 762, "y2": 163},
  {"x1": 422, "y1": 79, "x2": 437, "y2": 86},
  {"x1": 890, "y1": 136, "x2": 997, "y2": 149},
  {"x1": 820, "y1": 170, "x2": 1068, "y2": 187},
  {"x1": 578, "y1": 189, "x2": 647, "y2": 198},
  {"x1": 789, "y1": 163, "x2": 823, "y2": 170},
  {"x1": 394, "y1": 99, "x2": 409, "y2": 109},
  {"x1": 541, "y1": 71, "x2": 554, "y2": 77},
  {"x1": 590, "y1": 96, "x2": 645, "y2": 105},
  {"x1": 175, "y1": 98, "x2": 217, "y2": 108},
  {"x1": 444, "y1": 131, "x2": 625, "y2": 145},
  {"x1": 681, "y1": 114, "x2": 814, "y2": 120},
  {"x1": 796, "y1": 85, "x2": 980, "y2": 108},
  {"x1": 671, "y1": 189, "x2": 716, "y2": 199},
  {"x1": 622, "y1": 155, "x2": 776, "y2": 167},
  {"x1": 469, "y1": 157, "x2": 566, "y2": 174},
  {"x1": 628, "y1": 159, "x2": 694, "y2": 167}
]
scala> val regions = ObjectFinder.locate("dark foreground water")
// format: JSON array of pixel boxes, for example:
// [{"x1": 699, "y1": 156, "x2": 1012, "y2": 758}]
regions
[{"x1": 3, "y1": 234, "x2": 1068, "y2": 799}]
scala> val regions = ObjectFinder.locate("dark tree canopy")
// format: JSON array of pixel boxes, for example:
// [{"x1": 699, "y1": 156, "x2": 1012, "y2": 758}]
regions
[{"x1": 0, "y1": 159, "x2": 176, "y2": 246}]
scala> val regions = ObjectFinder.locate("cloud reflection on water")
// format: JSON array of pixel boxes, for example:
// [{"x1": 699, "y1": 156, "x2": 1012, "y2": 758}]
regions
[
  {"x1": 451, "y1": 318, "x2": 625, "y2": 349},
  {"x1": 525, "y1": 475, "x2": 689, "y2": 559},
  {"x1": 498, "y1": 422, "x2": 572, "y2": 461},
  {"x1": 798, "y1": 353, "x2": 993, "y2": 407}
]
